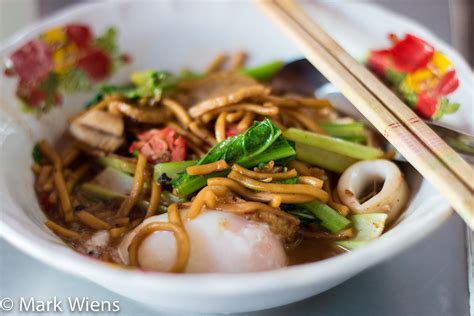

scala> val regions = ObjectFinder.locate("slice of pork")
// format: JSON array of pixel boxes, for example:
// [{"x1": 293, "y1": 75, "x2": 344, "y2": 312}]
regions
[
  {"x1": 185, "y1": 72, "x2": 270, "y2": 118},
  {"x1": 70, "y1": 110, "x2": 124, "y2": 152}
]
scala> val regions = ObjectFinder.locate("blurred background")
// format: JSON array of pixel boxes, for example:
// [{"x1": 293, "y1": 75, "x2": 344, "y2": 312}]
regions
[{"x1": 1, "y1": 0, "x2": 473, "y2": 67}]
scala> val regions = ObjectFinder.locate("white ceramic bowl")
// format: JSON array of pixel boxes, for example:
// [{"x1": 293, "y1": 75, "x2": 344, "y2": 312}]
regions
[{"x1": 0, "y1": 1, "x2": 472, "y2": 313}]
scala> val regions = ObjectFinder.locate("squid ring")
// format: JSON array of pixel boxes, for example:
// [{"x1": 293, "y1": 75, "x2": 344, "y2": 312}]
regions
[{"x1": 337, "y1": 160, "x2": 409, "y2": 224}]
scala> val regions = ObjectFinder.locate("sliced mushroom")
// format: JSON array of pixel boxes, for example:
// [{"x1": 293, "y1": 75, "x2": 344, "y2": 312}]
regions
[
  {"x1": 337, "y1": 159, "x2": 409, "y2": 224},
  {"x1": 70, "y1": 110, "x2": 124, "y2": 152}
]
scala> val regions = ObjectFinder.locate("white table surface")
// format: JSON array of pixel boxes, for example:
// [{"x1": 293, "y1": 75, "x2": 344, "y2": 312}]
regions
[{"x1": 0, "y1": 1, "x2": 470, "y2": 315}]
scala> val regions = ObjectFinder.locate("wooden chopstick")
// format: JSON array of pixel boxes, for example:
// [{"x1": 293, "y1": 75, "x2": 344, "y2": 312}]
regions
[
  {"x1": 256, "y1": 0, "x2": 474, "y2": 228},
  {"x1": 277, "y1": 0, "x2": 473, "y2": 190}
]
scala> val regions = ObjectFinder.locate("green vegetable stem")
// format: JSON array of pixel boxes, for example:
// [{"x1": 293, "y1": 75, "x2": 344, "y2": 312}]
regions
[
  {"x1": 284, "y1": 200, "x2": 351, "y2": 233},
  {"x1": 154, "y1": 160, "x2": 197, "y2": 183},
  {"x1": 284, "y1": 128, "x2": 383, "y2": 160},
  {"x1": 240, "y1": 60, "x2": 284, "y2": 82},
  {"x1": 319, "y1": 122, "x2": 367, "y2": 143},
  {"x1": 295, "y1": 143, "x2": 357, "y2": 173}
]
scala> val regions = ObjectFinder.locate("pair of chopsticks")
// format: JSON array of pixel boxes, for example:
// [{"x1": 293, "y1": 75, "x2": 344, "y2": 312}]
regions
[{"x1": 256, "y1": 0, "x2": 474, "y2": 228}]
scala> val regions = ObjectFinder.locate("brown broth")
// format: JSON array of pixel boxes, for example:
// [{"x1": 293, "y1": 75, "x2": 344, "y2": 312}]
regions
[
  {"x1": 34, "y1": 135, "x2": 347, "y2": 270},
  {"x1": 286, "y1": 237, "x2": 345, "y2": 266},
  {"x1": 37, "y1": 176, "x2": 345, "y2": 268}
]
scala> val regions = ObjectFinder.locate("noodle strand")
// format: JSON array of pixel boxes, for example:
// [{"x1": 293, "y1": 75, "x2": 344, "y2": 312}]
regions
[
  {"x1": 232, "y1": 164, "x2": 297, "y2": 180},
  {"x1": 236, "y1": 112, "x2": 255, "y2": 132},
  {"x1": 207, "y1": 177, "x2": 315, "y2": 203},
  {"x1": 228, "y1": 171, "x2": 328, "y2": 202},
  {"x1": 146, "y1": 182, "x2": 161, "y2": 218},
  {"x1": 186, "y1": 160, "x2": 229, "y2": 176},
  {"x1": 226, "y1": 111, "x2": 245, "y2": 123},
  {"x1": 77, "y1": 211, "x2": 111, "y2": 230},
  {"x1": 128, "y1": 222, "x2": 189, "y2": 272},
  {"x1": 162, "y1": 98, "x2": 192, "y2": 126},
  {"x1": 215, "y1": 112, "x2": 227, "y2": 142},
  {"x1": 230, "y1": 51, "x2": 247, "y2": 70},
  {"x1": 45, "y1": 220, "x2": 80, "y2": 240},
  {"x1": 118, "y1": 153, "x2": 147, "y2": 217},
  {"x1": 205, "y1": 54, "x2": 227, "y2": 74}
]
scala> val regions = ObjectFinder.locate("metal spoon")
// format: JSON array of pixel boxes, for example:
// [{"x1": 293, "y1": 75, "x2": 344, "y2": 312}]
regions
[{"x1": 272, "y1": 59, "x2": 474, "y2": 164}]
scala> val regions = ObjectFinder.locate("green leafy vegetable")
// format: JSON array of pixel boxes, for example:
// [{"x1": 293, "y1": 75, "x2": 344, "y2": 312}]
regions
[
  {"x1": 85, "y1": 70, "x2": 177, "y2": 107},
  {"x1": 32, "y1": 143, "x2": 42, "y2": 163},
  {"x1": 85, "y1": 84, "x2": 134, "y2": 108},
  {"x1": 127, "y1": 70, "x2": 176, "y2": 100},
  {"x1": 191, "y1": 119, "x2": 282, "y2": 166},
  {"x1": 172, "y1": 119, "x2": 296, "y2": 196},
  {"x1": 284, "y1": 128, "x2": 383, "y2": 160}
]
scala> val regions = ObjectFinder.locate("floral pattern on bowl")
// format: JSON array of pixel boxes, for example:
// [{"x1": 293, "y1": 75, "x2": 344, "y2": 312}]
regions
[
  {"x1": 3, "y1": 24, "x2": 129, "y2": 115},
  {"x1": 367, "y1": 33, "x2": 459, "y2": 120}
]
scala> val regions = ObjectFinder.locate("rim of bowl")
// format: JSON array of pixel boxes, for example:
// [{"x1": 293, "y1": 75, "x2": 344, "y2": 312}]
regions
[{"x1": 0, "y1": 0, "x2": 466, "y2": 297}]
